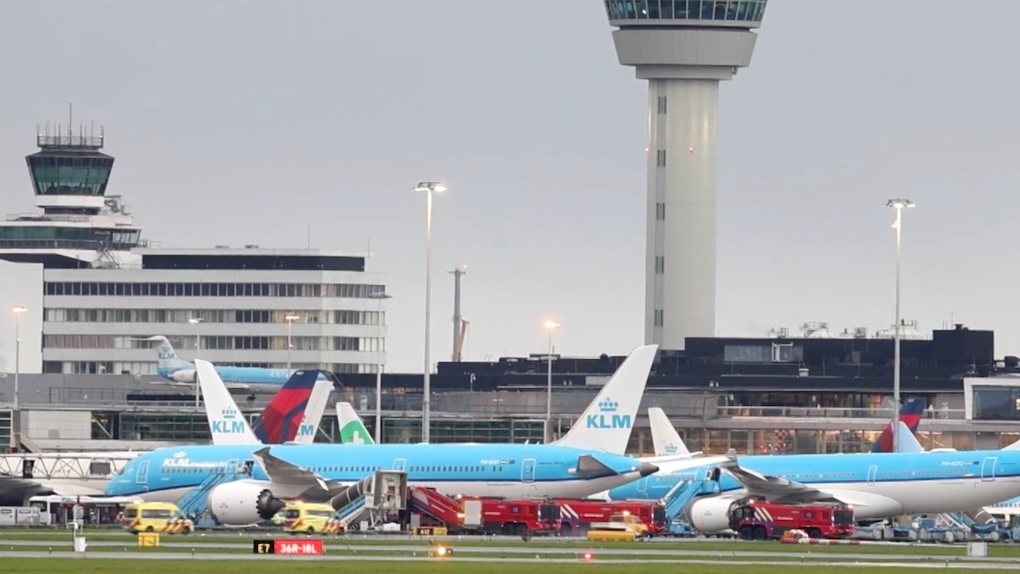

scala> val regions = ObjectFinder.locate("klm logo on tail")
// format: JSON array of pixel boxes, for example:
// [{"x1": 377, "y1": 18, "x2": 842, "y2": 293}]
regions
[
  {"x1": 663, "y1": 443, "x2": 678, "y2": 455},
  {"x1": 212, "y1": 407, "x2": 247, "y2": 434},
  {"x1": 585, "y1": 397, "x2": 632, "y2": 430},
  {"x1": 157, "y1": 345, "x2": 176, "y2": 360},
  {"x1": 298, "y1": 423, "x2": 316, "y2": 437}
]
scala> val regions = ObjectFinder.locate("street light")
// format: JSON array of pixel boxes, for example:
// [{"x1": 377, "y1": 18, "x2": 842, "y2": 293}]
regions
[
  {"x1": 886, "y1": 198, "x2": 915, "y2": 453},
  {"x1": 544, "y1": 320, "x2": 560, "y2": 443},
  {"x1": 369, "y1": 292, "x2": 392, "y2": 443},
  {"x1": 416, "y1": 181, "x2": 446, "y2": 443},
  {"x1": 189, "y1": 317, "x2": 204, "y2": 407},
  {"x1": 285, "y1": 313, "x2": 300, "y2": 370},
  {"x1": 12, "y1": 306, "x2": 27, "y2": 410}
]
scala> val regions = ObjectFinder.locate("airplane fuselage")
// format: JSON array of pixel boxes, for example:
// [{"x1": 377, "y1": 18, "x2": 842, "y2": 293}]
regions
[
  {"x1": 106, "y1": 443, "x2": 656, "y2": 502},
  {"x1": 611, "y1": 451, "x2": 1020, "y2": 519}
]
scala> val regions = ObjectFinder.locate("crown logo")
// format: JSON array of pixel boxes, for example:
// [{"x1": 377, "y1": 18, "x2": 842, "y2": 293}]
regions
[
  {"x1": 222, "y1": 407, "x2": 238, "y2": 419},
  {"x1": 664, "y1": 443, "x2": 678, "y2": 454},
  {"x1": 598, "y1": 398, "x2": 619, "y2": 413}
]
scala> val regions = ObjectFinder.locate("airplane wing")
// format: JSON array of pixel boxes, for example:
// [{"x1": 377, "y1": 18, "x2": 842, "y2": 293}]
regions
[
  {"x1": 717, "y1": 450, "x2": 851, "y2": 506},
  {"x1": 251, "y1": 446, "x2": 330, "y2": 490},
  {"x1": 0, "y1": 477, "x2": 108, "y2": 498}
]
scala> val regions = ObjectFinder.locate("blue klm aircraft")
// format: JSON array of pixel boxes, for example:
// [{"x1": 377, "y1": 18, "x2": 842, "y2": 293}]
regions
[
  {"x1": 146, "y1": 336, "x2": 329, "y2": 391},
  {"x1": 107, "y1": 347, "x2": 662, "y2": 526}
]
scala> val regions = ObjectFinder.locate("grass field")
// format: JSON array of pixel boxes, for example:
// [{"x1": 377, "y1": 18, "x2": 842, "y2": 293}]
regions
[
  {"x1": 1, "y1": 529, "x2": 1019, "y2": 558},
  {"x1": 1, "y1": 560, "x2": 1016, "y2": 574}
]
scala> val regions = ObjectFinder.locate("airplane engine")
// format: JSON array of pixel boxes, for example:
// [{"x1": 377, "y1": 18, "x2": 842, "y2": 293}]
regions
[
  {"x1": 688, "y1": 497, "x2": 737, "y2": 533},
  {"x1": 170, "y1": 369, "x2": 196, "y2": 383},
  {"x1": 207, "y1": 480, "x2": 286, "y2": 525}
]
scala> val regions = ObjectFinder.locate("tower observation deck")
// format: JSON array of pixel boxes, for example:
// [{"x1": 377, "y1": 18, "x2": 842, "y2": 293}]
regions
[
  {"x1": 604, "y1": 0, "x2": 767, "y2": 350},
  {"x1": 0, "y1": 119, "x2": 144, "y2": 268}
]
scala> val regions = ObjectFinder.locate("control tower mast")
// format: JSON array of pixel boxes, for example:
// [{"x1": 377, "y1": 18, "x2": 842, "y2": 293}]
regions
[{"x1": 604, "y1": 1, "x2": 768, "y2": 349}]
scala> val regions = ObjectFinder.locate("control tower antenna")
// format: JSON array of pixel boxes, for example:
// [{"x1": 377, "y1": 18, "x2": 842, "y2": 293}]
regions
[
  {"x1": 449, "y1": 265, "x2": 467, "y2": 362},
  {"x1": 603, "y1": 1, "x2": 768, "y2": 350}
]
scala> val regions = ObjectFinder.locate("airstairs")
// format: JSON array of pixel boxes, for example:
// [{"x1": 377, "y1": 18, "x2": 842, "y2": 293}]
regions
[
  {"x1": 660, "y1": 469, "x2": 720, "y2": 535},
  {"x1": 177, "y1": 461, "x2": 251, "y2": 520},
  {"x1": 329, "y1": 470, "x2": 407, "y2": 531}
]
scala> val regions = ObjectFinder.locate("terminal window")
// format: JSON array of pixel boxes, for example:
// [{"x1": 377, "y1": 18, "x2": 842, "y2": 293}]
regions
[{"x1": 972, "y1": 386, "x2": 1020, "y2": 421}]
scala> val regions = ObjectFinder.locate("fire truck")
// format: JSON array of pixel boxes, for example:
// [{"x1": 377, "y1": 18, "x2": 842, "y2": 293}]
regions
[
  {"x1": 457, "y1": 497, "x2": 561, "y2": 536},
  {"x1": 728, "y1": 499, "x2": 855, "y2": 540},
  {"x1": 554, "y1": 499, "x2": 668, "y2": 536}
]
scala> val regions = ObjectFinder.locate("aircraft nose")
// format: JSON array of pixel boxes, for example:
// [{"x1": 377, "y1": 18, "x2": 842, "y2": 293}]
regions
[{"x1": 639, "y1": 462, "x2": 659, "y2": 477}]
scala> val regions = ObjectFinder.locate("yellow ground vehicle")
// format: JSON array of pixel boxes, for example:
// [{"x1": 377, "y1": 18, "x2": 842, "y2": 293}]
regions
[
  {"x1": 586, "y1": 511, "x2": 648, "y2": 542},
  {"x1": 121, "y1": 502, "x2": 193, "y2": 534},
  {"x1": 281, "y1": 502, "x2": 344, "y2": 535}
]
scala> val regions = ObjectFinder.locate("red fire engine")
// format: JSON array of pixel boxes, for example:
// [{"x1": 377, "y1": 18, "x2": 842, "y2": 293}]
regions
[
  {"x1": 728, "y1": 499, "x2": 855, "y2": 540},
  {"x1": 554, "y1": 499, "x2": 668, "y2": 536},
  {"x1": 460, "y1": 497, "x2": 560, "y2": 536}
]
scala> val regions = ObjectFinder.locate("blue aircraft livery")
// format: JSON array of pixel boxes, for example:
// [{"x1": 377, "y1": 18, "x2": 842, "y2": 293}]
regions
[
  {"x1": 213, "y1": 407, "x2": 247, "y2": 435},
  {"x1": 149, "y1": 335, "x2": 329, "y2": 389},
  {"x1": 105, "y1": 443, "x2": 659, "y2": 525},
  {"x1": 586, "y1": 397, "x2": 632, "y2": 430},
  {"x1": 607, "y1": 448, "x2": 1020, "y2": 526}
]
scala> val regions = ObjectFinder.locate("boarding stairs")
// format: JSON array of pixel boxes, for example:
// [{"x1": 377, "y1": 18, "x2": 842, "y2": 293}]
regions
[
  {"x1": 177, "y1": 468, "x2": 246, "y2": 520},
  {"x1": 660, "y1": 471, "x2": 720, "y2": 534},
  {"x1": 408, "y1": 486, "x2": 463, "y2": 529},
  {"x1": 330, "y1": 470, "x2": 408, "y2": 531},
  {"x1": 936, "y1": 509, "x2": 998, "y2": 537}
]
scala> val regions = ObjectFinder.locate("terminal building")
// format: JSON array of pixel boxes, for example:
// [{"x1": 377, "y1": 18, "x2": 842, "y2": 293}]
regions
[{"x1": 0, "y1": 121, "x2": 389, "y2": 377}]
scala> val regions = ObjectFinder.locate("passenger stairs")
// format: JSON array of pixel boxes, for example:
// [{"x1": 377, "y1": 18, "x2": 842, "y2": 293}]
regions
[
  {"x1": 409, "y1": 486, "x2": 463, "y2": 528},
  {"x1": 661, "y1": 474, "x2": 720, "y2": 534},
  {"x1": 177, "y1": 469, "x2": 245, "y2": 520},
  {"x1": 936, "y1": 510, "x2": 998, "y2": 536},
  {"x1": 338, "y1": 496, "x2": 369, "y2": 529}
]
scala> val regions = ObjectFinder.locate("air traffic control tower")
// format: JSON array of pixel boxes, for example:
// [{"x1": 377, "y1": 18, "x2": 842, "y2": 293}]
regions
[{"x1": 604, "y1": 0, "x2": 767, "y2": 350}]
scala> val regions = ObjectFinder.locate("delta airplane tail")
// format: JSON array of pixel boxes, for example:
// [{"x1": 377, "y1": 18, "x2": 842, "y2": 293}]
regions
[
  {"x1": 553, "y1": 344, "x2": 658, "y2": 455},
  {"x1": 289, "y1": 380, "x2": 334, "y2": 444},
  {"x1": 335, "y1": 402, "x2": 374, "y2": 444},
  {"x1": 196, "y1": 359, "x2": 260, "y2": 445},
  {"x1": 251, "y1": 370, "x2": 326, "y2": 444},
  {"x1": 870, "y1": 398, "x2": 926, "y2": 453}
]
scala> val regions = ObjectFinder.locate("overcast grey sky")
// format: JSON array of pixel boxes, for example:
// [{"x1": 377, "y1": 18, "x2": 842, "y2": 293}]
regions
[{"x1": 1, "y1": 1, "x2": 1019, "y2": 373}]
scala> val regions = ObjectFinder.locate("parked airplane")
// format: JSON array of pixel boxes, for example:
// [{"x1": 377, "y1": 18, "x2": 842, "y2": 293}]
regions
[
  {"x1": 200, "y1": 363, "x2": 335, "y2": 446},
  {"x1": 104, "y1": 350, "x2": 661, "y2": 526},
  {"x1": 332, "y1": 345, "x2": 658, "y2": 453},
  {"x1": 147, "y1": 336, "x2": 329, "y2": 391},
  {"x1": 871, "y1": 398, "x2": 927, "y2": 453},
  {"x1": 647, "y1": 407, "x2": 701, "y2": 458},
  {"x1": 0, "y1": 365, "x2": 333, "y2": 504}
]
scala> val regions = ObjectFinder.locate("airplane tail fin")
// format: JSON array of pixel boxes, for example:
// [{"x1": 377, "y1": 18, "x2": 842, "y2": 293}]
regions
[
  {"x1": 147, "y1": 335, "x2": 192, "y2": 371},
  {"x1": 196, "y1": 359, "x2": 260, "y2": 446},
  {"x1": 291, "y1": 380, "x2": 334, "y2": 444},
  {"x1": 251, "y1": 369, "x2": 323, "y2": 444},
  {"x1": 335, "y1": 402, "x2": 374, "y2": 445},
  {"x1": 893, "y1": 421, "x2": 925, "y2": 453},
  {"x1": 871, "y1": 398, "x2": 926, "y2": 453},
  {"x1": 648, "y1": 407, "x2": 691, "y2": 457},
  {"x1": 553, "y1": 344, "x2": 658, "y2": 455}
]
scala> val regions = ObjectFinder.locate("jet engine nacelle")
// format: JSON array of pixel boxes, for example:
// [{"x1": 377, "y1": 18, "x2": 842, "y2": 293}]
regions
[
  {"x1": 688, "y1": 497, "x2": 737, "y2": 533},
  {"x1": 170, "y1": 369, "x2": 197, "y2": 383},
  {"x1": 207, "y1": 480, "x2": 287, "y2": 526}
]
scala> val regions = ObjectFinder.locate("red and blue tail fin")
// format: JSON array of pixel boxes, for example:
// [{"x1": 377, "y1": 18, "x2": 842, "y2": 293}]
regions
[
  {"x1": 251, "y1": 369, "x2": 322, "y2": 444},
  {"x1": 871, "y1": 398, "x2": 926, "y2": 453}
]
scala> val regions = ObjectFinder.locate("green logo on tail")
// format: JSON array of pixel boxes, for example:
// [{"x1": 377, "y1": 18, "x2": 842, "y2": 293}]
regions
[{"x1": 340, "y1": 420, "x2": 373, "y2": 445}]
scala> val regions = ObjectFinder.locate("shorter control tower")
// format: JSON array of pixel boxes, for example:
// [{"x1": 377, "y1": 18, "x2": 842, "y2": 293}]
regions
[
  {"x1": 604, "y1": 1, "x2": 767, "y2": 350},
  {"x1": 0, "y1": 119, "x2": 144, "y2": 268}
]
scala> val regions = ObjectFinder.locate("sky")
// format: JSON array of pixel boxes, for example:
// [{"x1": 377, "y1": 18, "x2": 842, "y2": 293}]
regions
[{"x1": 1, "y1": 0, "x2": 1019, "y2": 374}]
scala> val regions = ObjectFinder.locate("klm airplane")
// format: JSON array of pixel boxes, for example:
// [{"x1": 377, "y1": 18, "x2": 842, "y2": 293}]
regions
[
  {"x1": 609, "y1": 448, "x2": 1020, "y2": 530},
  {"x1": 147, "y1": 336, "x2": 329, "y2": 391},
  {"x1": 106, "y1": 351, "x2": 661, "y2": 526},
  {"x1": 105, "y1": 441, "x2": 658, "y2": 526}
]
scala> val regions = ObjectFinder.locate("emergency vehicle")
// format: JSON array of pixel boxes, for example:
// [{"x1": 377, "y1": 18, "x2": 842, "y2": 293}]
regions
[
  {"x1": 281, "y1": 502, "x2": 344, "y2": 535},
  {"x1": 555, "y1": 499, "x2": 667, "y2": 536},
  {"x1": 121, "y1": 502, "x2": 193, "y2": 534},
  {"x1": 457, "y1": 497, "x2": 560, "y2": 536},
  {"x1": 728, "y1": 499, "x2": 855, "y2": 540}
]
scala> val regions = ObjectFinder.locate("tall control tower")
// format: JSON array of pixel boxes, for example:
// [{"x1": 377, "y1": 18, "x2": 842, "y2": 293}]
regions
[{"x1": 604, "y1": 0, "x2": 767, "y2": 349}]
